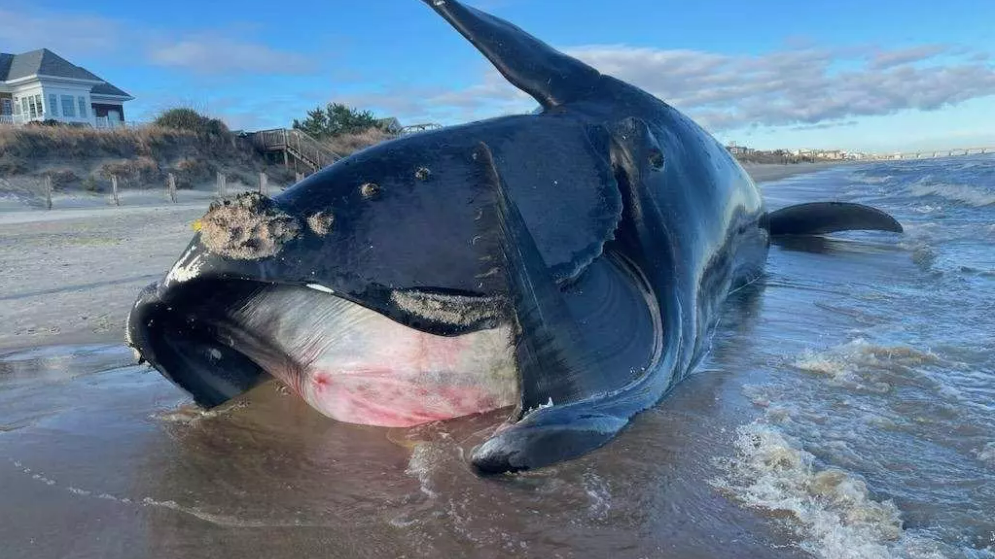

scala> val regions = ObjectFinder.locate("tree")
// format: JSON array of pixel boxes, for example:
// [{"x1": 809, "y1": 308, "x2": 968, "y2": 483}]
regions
[{"x1": 292, "y1": 103, "x2": 383, "y2": 139}]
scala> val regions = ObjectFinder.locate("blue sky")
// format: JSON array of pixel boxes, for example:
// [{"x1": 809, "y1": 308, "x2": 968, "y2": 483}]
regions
[{"x1": 3, "y1": 0, "x2": 994, "y2": 153}]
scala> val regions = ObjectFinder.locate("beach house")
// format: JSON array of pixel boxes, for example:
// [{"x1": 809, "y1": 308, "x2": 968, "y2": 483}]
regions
[{"x1": 0, "y1": 49, "x2": 133, "y2": 128}]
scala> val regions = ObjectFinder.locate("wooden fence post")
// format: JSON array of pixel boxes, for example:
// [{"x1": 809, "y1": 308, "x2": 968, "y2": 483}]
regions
[
  {"x1": 259, "y1": 172, "x2": 268, "y2": 195},
  {"x1": 111, "y1": 175, "x2": 120, "y2": 206},
  {"x1": 44, "y1": 176, "x2": 52, "y2": 210},
  {"x1": 167, "y1": 173, "x2": 177, "y2": 203},
  {"x1": 295, "y1": 172, "x2": 304, "y2": 183},
  {"x1": 216, "y1": 171, "x2": 227, "y2": 197}
]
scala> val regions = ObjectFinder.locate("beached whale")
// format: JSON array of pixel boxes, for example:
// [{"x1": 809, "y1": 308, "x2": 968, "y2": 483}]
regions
[{"x1": 126, "y1": 0, "x2": 903, "y2": 474}]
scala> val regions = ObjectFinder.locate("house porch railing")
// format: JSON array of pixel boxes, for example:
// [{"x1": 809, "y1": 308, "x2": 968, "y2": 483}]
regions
[
  {"x1": 0, "y1": 113, "x2": 43, "y2": 126},
  {"x1": 0, "y1": 113, "x2": 129, "y2": 128}
]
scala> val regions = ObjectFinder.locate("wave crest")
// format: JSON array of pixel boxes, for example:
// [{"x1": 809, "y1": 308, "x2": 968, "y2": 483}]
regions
[
  {"x1": 908, "y1": 180, "x2": 995, "y2": 207},
  {"x1": 712, "y1": 422, "x2": 949, "y2": 559}
]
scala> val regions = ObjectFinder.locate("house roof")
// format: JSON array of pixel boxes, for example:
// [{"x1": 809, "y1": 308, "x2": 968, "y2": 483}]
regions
[
  {"x1": 0, "y1": 53, "x2": 13, "y2": 81},
  {"x1": 0, "y1": 48, "x2": 132, "y2": 99},
  {"x1": 90, "y1": 81, "x2": 131, "y2": 97}
]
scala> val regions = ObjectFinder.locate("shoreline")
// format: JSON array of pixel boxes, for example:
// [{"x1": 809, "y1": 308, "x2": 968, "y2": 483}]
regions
[
  {"x1": 0, "y1": 163, "x2": 842, "y2": 353},
  {"x1": 739, "y1": 161, "x2": 846, "y2": 183}
]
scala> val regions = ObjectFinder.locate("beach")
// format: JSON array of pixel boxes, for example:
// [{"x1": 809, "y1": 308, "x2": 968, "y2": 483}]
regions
[
  {"x1": 2, "y1": 155, "x2": 993, "y2": 559},
  {"x1": 0, "y1": 163, "x2": 838, "y2": 352}
]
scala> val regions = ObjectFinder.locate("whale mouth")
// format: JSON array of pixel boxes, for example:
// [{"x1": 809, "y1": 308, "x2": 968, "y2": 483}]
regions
[
  {"x1": 128, "y1": 278, "x2": 519, "y2": 426},
  {"x1": 127, "y1": 279, "x2": 273, "y2": 408}
]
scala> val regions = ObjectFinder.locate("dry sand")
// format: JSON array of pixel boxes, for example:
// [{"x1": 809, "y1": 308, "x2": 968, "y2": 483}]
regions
[{"x1": 0, "y1": 163, "x2": 841, "y2": 351}]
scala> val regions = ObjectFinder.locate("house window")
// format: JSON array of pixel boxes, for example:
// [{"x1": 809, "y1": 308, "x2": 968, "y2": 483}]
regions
[
  {"x1": 61, "y1": 95, "x2": 76, "y2": 118},
  {"x1": 28, "y1": 95, "x2": 39, "y2": 118},
  {"x1": 78, "y1": 97, "x2": 88, "y2": 118},
  {"x1": 1, "y1": 99, "x2": 11, "y2": 115},
  {"x1": 48, "y1": 94, "x2": 59, "y2": 117}
]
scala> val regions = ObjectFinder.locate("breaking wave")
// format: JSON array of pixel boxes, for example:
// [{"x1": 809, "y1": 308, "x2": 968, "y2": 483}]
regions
[
  {"x1": 907, "y1": 180, "x2": 995, "y2": 207},
  {"x1": 712, "y1": 423, "x2": 958, "y2": 559},
  {"x1": 849, "y1": 172, "x2": 895, "y2": 185}
]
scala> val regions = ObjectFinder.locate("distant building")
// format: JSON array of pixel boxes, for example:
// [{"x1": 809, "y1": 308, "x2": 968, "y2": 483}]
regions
[{"x1": 0, "y1": 48, "x2": 133, "y2": 128}]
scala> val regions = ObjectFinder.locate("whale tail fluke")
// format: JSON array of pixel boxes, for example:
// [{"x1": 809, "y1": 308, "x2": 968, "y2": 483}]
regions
[{"x1": 763, "y1": 201, "x2": 904, "y2": 237}]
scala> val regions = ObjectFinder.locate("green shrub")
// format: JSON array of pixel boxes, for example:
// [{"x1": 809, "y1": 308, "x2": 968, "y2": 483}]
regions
[{"x1": 154, "y1": 108, "x2": 229, "y2": 138}]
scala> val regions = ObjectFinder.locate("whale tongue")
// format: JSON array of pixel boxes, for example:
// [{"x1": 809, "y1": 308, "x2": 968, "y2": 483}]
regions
[{"x1": 212, "y1": 284, "x2": 519, "y2": 428}]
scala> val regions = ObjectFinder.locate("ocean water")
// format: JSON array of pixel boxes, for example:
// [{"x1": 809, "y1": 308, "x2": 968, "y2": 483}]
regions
[
  {"x1": 0, "y1": 155, "x2": 993, "y2": 559},
  {"x1": 714, "y1": 154, "x2": 995, "y2": 559}
]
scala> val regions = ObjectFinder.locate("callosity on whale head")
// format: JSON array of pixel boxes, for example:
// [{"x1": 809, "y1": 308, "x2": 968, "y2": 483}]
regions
[{"x1": 128, "y1": 0, "x2": 904, "y2": 474}]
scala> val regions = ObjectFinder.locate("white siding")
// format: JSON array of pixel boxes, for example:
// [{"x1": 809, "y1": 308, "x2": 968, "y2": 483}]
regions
[
  {"x1": 37, "y1": 80, "x2": 93, "y2": 125},
  {"x1": 10, "y1": 79, "x2": 94, "y2": 125},
  {"x1": 10, "y1": 82, "x2": 46, "y2": 120}
]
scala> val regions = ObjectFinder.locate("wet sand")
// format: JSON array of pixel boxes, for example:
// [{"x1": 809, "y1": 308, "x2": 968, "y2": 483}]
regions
[
  {"x1": 739, "y1": 162, "x2": 842, "y2": 184},
  {"x1": 0, "y1": 342, "x2": 808, "y2": 559}
]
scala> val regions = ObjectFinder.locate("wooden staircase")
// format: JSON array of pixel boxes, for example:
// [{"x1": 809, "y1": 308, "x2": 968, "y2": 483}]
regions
[
  {"x1": 247, "y1": 124, "x2": 443, "y2": 178},
  {"x1": 248, "y1": 128, "x2": 344, "y2": 176}
]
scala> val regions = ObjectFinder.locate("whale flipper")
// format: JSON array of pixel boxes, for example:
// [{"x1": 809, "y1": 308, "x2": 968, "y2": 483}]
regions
[
  {"x1": 471, "y1": 142, "x2": 638, "y2": 473},
  {"x1": 764, "y1": 201, "x2": 904, "y2": 236},
  {"x1": 421, "y1": 0, "x2": 601, "y2": 108},
  {"x1": 474, "y1": 142, "x2": 615, "y2": 412}
]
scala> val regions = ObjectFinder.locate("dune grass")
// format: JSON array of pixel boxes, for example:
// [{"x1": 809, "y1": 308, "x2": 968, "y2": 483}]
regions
[
  {"x1": 321, "y1": 128, "x2": 395, "y2": 157},
  {"x1": 0, "y1": 122, "x2": 290, "y2": 195}
]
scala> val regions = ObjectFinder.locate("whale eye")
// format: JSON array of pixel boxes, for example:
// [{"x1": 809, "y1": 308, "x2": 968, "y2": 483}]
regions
[
  {"x1": 648, "y1": 148, "x2": 665, "y2": 171},
  {"x1": 360, "y1": 182, "x2": 381, "y2": 199}
]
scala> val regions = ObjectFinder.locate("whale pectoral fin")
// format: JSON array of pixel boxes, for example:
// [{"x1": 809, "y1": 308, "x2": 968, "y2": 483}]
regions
[
  {"x1": 473, "y1": 142, "x2": 615, "y2": 412},
  {"x1": 469, "y1": 141, "x2": 630, "y2": 473},
  {"x1": 421, "y1": 0, "x2": 601, "y2": 109},
  {"x1": 764, "y1": 201, "x2": 904, "y2": 236}
]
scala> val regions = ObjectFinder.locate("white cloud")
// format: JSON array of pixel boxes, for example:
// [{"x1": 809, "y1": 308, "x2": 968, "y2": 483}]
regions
[
  {"x1": 566, "y1": 44, "x2": 995, "y2": 131},
  {"x1": 866, "y1": 44, "x2": 950, "y2": 70}
]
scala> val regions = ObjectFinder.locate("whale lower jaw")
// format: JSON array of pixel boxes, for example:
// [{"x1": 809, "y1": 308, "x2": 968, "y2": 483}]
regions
[{"x1": 127, "y1": 278, "x2": 520, "y2": 426}]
